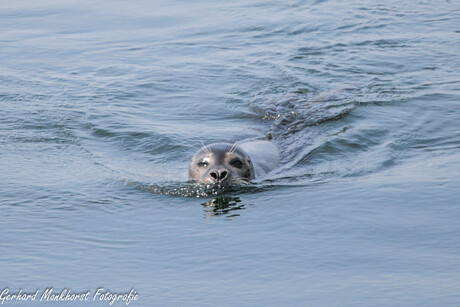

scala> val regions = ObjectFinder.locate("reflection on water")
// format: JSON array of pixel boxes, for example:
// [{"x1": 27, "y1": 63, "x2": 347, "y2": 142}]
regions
[{"x1": 201, "y1": 197, "x2": 246, "y2": 218}]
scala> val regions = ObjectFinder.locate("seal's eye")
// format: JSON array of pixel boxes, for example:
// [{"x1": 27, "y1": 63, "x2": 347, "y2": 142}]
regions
[
  {"x1": 230, "y1": 159, "x2": 243, "y2": 169},
  {"x1": 197, "y1": 161, "x2": 208, "y2": 167}
]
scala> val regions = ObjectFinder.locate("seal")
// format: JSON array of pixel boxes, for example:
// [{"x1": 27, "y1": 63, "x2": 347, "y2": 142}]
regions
[{"x1": 189, "y1": 140, "x2": 279, "y2": 185}]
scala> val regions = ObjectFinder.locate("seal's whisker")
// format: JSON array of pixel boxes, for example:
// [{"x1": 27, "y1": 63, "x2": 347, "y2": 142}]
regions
[
  {"x1": 201, "y1": 140, "x2": 210, "y2": 154},
  {"x1": 229, "y1": 141, "x2": 237, "y2": 153}
]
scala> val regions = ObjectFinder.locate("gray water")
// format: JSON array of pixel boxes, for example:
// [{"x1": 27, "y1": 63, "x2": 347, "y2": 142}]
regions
[{"x1": 1, "y1": 0, "x2": 460, "y2": 306}]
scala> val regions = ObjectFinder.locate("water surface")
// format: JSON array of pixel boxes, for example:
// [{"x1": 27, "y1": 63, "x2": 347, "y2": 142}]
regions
[{"x1": 1, "y1": 0, "x2": 460, "y2": 305}]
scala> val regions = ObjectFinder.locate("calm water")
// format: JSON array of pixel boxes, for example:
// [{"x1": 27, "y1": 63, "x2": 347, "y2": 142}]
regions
[{"x1": 1, "y1": 0, "x2": 460, "y2": 305}]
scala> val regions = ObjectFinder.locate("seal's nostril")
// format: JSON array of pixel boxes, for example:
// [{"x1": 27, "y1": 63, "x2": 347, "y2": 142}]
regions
[{"x1": 209, "y1": 169, "x2": 230, "y2": 182}]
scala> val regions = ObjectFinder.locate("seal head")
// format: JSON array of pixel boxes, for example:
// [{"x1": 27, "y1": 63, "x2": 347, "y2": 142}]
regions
[{"x1": 189, "y1": 143, "x2": 255, "y2": 185}]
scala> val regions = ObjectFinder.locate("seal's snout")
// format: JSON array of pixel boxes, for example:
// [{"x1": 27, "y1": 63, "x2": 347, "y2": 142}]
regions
[{"x1": 209, "y1": 168, "x2": 229, "y2": 183}]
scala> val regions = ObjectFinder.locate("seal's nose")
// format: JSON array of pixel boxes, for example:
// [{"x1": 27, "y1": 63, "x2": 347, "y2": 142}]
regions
[{"x1": 209, "y1": 169, "x2": 229, "y2": 182}]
